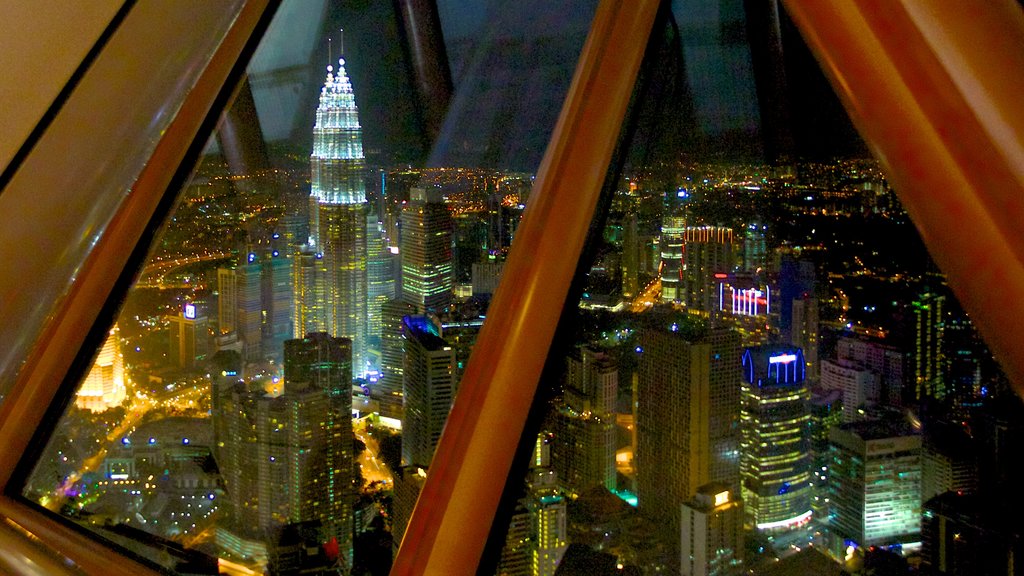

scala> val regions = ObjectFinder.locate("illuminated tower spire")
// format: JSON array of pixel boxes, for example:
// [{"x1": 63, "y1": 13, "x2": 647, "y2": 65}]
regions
[
  {"x1": 308, "y1": 54, "x2": 369, "y2": 373},
  {"x1": 311, "y1": 56, "x2": 365, "y2": 205}
]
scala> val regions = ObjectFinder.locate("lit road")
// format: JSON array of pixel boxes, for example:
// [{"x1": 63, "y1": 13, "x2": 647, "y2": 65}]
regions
[
  {"x1": 630, "y1": 278, "x2": 661, "y2": 313},
  {"x1": 54, "y1": 380, "x2": 211, "y2": 505},
  {"x1": 135, "y1": 251, "x2": 231, "y2": 288},
  {"x1": 354, "y1": 424, "x2": 393, "y2": 488}
]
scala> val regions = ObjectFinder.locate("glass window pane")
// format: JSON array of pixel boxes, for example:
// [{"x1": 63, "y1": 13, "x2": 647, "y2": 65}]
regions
[{"x1": 19, "y1": 0, "x2": 598, "y2": 573}]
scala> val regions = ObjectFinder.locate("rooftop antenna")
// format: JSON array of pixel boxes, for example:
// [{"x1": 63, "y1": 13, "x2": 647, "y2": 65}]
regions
[{"x1": 339, "y1": 28, "x2": 344, "y2": 58}]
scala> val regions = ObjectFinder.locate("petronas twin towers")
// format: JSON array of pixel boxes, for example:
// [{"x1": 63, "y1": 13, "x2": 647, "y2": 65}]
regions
[{"x1": 305, "y1": 57, "x2": 369, "y2": 371}]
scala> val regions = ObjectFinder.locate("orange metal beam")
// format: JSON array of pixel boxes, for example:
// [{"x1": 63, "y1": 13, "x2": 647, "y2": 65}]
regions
[
  {"x1": 783, "y1": 0, "x2": 1024, "y2": 392},
  {"x1": 391, "y1": 0, "x2": 659, "y2": 573}
]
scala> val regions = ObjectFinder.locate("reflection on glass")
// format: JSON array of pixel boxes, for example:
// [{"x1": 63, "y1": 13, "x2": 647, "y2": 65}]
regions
[{"x1": 20, "y1": 1, "x2": 1020, "y2": 575}]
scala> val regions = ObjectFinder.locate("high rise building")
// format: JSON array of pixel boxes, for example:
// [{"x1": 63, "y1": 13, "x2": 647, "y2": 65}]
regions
[
  {"x1": 498, "y1": 434, "x2": 569, "y2": 576},
  {"x1": 636, "y1": 317, "x2": 741, "y2": 542},
  {"x1": 910, "y1": 289, "x2": 946, "y2": 400},
  {"x1": 400, "y1": 185, "x2": 453, "y2": 312},
  {"x1": 168, "y1": 303, "x2": 208, "y2": 369},
  {"x1": 921, "y1": 421, "x2": 977, "y2": 502},
  {"x1": 217, "y1": 268, "x2": 238, "y2": 335},
  {"x1": 660, "y1": 216, "x2": 686, "y2": 302},
  {"x1": 681, "y1": 226, "x2": 734, "y2": 313},
  {"x1": 809, "y1": 388, "x2": 842, "y2": 520},
  {"x1": 828, "y1": 418, "x2": 921, "y2": 553},
  {"x1": 277, "y1": 333, "x2": 354, "y2": 564},
  {"x1": 551, "y1": 346, "x2": 618, "y2": 495},
  {"x1": 261, "y1": 247, "x2": 293, "y2": 362},
  {"x1": 622, "y1": 214, "x2": 639, "y2": 298},
  {"x1": 76, "y1": 326, "x2": 127, "y2": 413},
  {"x1": 680, "y1": 483, "x2": 744, "y2": 576},
  {"x1": 309, "y1": 56, "x2": 369, "y2": 374},
  {"x1": 236, "y1": 252, "x2": 263, "y2": 362},
  {"x1": 791, "y1": 295, "x2": 819, "y2": 382},
  {"x1": 401, "y1": 315, "x2": 455, "y2": 469},
  {"x1": 836, "y1": 335, "x2": 907, "y2": 408},
  {"x1": 820, "y1": 358, "x2": 879, "y2": 423},
  {"x1": 377, "y1": 299, "x2": 416, "y2": 417},
  {"x1": 778, "y1": 253, "x2": 816, "y2": 344},
  {"x1": 366, "y1": 213, "x2": 396, "y2": 373},
  {"x1": 739, "y1": 346, "x2": 812, "y2": 531},
  {"x1": 292, "y1": 247, "x2": 327, "y2": 337}
]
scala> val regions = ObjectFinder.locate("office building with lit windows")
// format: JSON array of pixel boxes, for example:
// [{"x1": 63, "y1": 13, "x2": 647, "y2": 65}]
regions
[
  {"x1": 827, "y1": 418, "x2": 921, "y2": 553},
  {"x1": 636, "y1": 317, "x2": 741, "y2": 545},
  {"x1": 681, "y1": 483, "x2": 744, "y2": 576},
  {"x1": 660, "y1": 216, "x2": 686, "y2": 302},
  {"x1": 168, "y1": 303, "x2": 208, "y2": 369},
  {"x1": 739, "y1": 346, "x2": 812, "y2": 531},
  {"x1": 277, "y1": 333, "x2": 354, "y2": 565},
  {"x1": 681, "y1": 226, "x2": 734, "y2": 314},
  {"x1": 400, "y1": 185, "x2": 454, "y2": 312},
  {"x1": 309, "y1": 57, "x2": 369, "y2": 373},
  {"x1": 551, "y1": 346, "x2": 618, "y2": 495},
  {"x1": 401, "y1": 315, "x2": 456, "y2": 469},
  {"x1": 911, "y1": 289, "x2": 946, "y2": 400}
]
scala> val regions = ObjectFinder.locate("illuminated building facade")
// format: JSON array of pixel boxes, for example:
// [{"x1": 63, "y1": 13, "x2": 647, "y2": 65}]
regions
[
  {"x1": 168, "y1": 303, "x2": 208, "y2": 369},
  {"x1": 680, "y1": 483, "x2": 744, "y2": 576},
  {"x1": 401, "y1": 315, "x2": 455, "y2": 468},
  {"x1": 366, "y1": 213, "x2": 396, "y2": 373},
  {"x1": 276, "y1": 333, "x2": 354, "y2": 564},
  {"x1": 400, "y1": 185, "x2": 453, "y2": 311},
  {"x1": 911, "y1": 289, "x2": 946, "y2": 400},
  {"x1": 551, "y1": 346, "x2": 618, "y2": 495},
  {"x1": 377, "y1": 299, "x2": 416, "y2": 417},
  {"x1": 637, "y1": 319, "x2": 741, "y2": 544},
  {"x1": 828, "y1": 419, "x2": 921, "y2": 552},
  {"x1": 236, "y1": 253, "x2": 263, "y2": 362},
  {"x1": 660, "y1": 216, "x2": 686, "y2": 302},
  {"x1": 681, "y1": 226, "x2": 734, "y2": 314},
  {"x1": 75, "y1": 326, "x2": 127, "y2": 413},
  {"x1": 739, "y1": 346, "x2": 812, "y2": 531},
  {"x1": 500, "y1": 435, "x2": 569, "y2": 576},
  {"x1": 310, "y1": 56, "x2": 369, "y2": 373}
]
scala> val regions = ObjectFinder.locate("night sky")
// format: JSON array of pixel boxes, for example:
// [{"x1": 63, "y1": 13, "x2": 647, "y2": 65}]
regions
[{"x1": 240, "y1": 0, "x2": 864, "y2": 171}]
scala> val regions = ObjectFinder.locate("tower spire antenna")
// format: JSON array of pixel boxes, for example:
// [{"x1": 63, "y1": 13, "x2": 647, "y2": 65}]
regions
[
  {"x1": 328, "y1": 36, "x2": 332, "y2": 69},
  {"x1": 339, "y1": 28, "x2": 344, "y2": 57}
]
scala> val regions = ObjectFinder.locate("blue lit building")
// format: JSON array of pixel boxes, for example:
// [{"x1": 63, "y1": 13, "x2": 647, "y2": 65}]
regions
[{"x1": 739, "y1": 346, "x2": 812, "y2": 531}]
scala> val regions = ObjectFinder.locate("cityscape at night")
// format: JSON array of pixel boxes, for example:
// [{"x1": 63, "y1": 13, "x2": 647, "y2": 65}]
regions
[{"x1": 17, "y1": 3, "x2": 1024, "y2": 576}]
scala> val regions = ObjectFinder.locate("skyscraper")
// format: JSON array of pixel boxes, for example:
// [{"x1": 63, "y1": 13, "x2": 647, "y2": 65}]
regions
[
  {"x1": 911, "y1": 289, "x2": 946, "y2": 400},
  {"x1": 828, "y1": 418, "x2": 921, "y2": 553},
  {"x1": 400, "y1": 186, "x2": 453, "y2": 312},
  {"x1": 377, "y1": 298, "x2": 416, "y2": 417},
  {"x1": 310, "y1": 56, "x2": 369, "y2": 373},
  {"x1": 681, "y1": 226, "x2": 734, "y2": 313},
  {"x1": 739, "y1": 346, "x2": 812, "y2": 531},
  {"x1": 551, "y1": 346, "x2": 618, "y2": 495},
  {"x1": 660, "y1": 216, "x2": 686, "y2": 302},
  {"x1": 636, "y1": 317, "x2": 741, "y2": 543},
  {"x1": 366, "y1": 212, "x2": 396, "y2": 373},
  {"x1": 401, "y1": 315, "x2": 456, "y2": 469},
  {"x1": 279, "y1": 333, "x2": 354, "y2": 564},
  {"x1": 168, "y1": 303, "x2": 208, "y2": 369}
]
